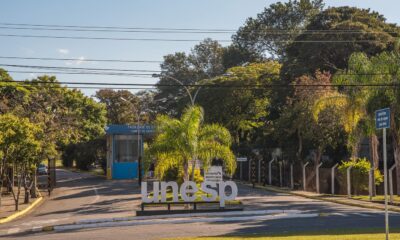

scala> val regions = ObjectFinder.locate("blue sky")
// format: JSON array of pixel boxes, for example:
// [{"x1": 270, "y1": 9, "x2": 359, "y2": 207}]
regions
[{"x1": 1, "y1": 0, "x2": 399, "y2": 96}]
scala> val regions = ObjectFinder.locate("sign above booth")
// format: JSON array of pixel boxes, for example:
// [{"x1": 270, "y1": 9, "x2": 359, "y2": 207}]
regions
[{"x1": 105, "y1": 124, "x2": 155, "y2": 135}]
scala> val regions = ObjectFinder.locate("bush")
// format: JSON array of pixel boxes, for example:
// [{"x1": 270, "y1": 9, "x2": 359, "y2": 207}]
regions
[{"x1": 338, "y1": 158, "x2": 383, "y2": 195}]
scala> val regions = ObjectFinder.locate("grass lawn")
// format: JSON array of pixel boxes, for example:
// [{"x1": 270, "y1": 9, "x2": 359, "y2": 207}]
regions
[
  {"x1": 352, "y1": 195, "x2": 400, "y2": 204},
  {"x1": 167, "y1": 228, "x2": 400, "y2": 240}
]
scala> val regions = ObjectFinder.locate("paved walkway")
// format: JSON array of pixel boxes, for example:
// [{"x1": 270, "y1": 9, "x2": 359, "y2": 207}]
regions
[{"x1": 244, "y1": 183, "x2": 400, "y2": 212}]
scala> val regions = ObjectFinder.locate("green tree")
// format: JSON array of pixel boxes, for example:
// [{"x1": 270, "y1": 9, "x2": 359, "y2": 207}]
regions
[
  {"x1": 0, "y1": 114, "x2": 42, "y2": 210},
  {"x1": 155, "y1": 39, "x2": 226, "y2": 116},
  {"x1": 147, "y1": 106, "x2": 236, "y2": 181},
  {"x1": 233, "y1": 0, "x2": 324, "y2": 59},
  {"x1": 282, "y1": 6, "x2": 398, "y2": 80},
  {"x1": 197, "y1": 62, "x2": 280, "y2": 150}
]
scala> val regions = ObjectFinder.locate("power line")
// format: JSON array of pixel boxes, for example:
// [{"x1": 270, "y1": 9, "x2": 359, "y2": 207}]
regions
[
  {"x1": 3, "y1": 80, "x2": 399, "y2": 88},
  {"x1": 7, "y1": 70, "x2": 155, "y2": 77},
  {"x1": 0, "y1": 22, "x2": 235, "y2": 31},
  {"x1": 0, "y1": 34, "x2": 389, "y2": 43},
  {"x1": 1, "y1": 26, "x2": 398, "y2": 35},
  {"x1": 0, "y1": 22, "x2": 398, "y2": 34},
  {"x1": 0, "y1": 63, "x2": 161, "y2": 73},
  {"x1": 0, "y1": 56, "x2": 162, "y2": 63},
  {"x1": 0, "y1": 34, "x2": 232, "y2": 42}
]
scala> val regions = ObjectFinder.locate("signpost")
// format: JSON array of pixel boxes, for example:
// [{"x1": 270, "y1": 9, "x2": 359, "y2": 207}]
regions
[
  {"x1": 376, "y1": 108, "x2": 390, "y2": 240},
  {"x1": 205, "y1": 166, "x2": 223, "y2": 182}
]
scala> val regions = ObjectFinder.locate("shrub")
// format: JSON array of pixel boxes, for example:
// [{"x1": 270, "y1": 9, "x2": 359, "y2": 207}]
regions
[{"x1": 338, "y1": 158, "x2": 383, "y2": 195}]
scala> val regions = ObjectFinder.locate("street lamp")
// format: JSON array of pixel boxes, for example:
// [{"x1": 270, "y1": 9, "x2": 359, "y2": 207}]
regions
[
  {"x1": 120, "y1": 97, "x2": 142, "y2": 185},
  {"x1": 152, "y1": 74, "x2": 201, "y2": 105}
]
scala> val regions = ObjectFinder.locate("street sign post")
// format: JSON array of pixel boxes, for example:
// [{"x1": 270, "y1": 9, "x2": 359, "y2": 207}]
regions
[{"x1": 376, "y1": 108, "x2": 390, "y2": 240}]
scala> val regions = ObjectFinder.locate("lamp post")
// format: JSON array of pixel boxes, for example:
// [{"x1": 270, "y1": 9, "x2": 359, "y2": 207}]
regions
[{"x1": 152, "y1": 74, "x2": 201, "y2": 105}]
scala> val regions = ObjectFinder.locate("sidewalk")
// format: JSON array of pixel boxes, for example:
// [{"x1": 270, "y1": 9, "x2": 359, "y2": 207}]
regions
[
  {"x1": 0, "y1": 190, "x2": 44, "y2": 222},
  {"x1": 242, "y1": 182, "x2": 400, "y2": 213}
]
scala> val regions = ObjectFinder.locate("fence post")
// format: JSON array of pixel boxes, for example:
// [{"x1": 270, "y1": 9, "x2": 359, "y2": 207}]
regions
[
  {"x1": 331, "y1": 163, "x2": 338, "y2": 195},
  {"x1": 290, "y1": 163, "x2": 294, "y2": 189},
  {"x1": 248, "y1": 159, "x2": 252, "y2": 182},
  {"x1": 347, "y1": 166, "x2": 353, "y2": 198},
  {"x1": 316, "y1": 162, "x2": 323, "y2": 194},
  {"x1": 279, "y1": 161, "x2": 283, "y2": 187},
  {"x1": 269, "y1": 159, "x2": 276, "y2": 185},
  {"x1": 303, "y1": 162, "x2": 310, "y2": 191},
  {"x1": 389, "y1": 165, "x2": 396, "y2": 204},
  {"x1": 240, "y1": 161, "x2": 243, "y2": 180},
  {"x1": 258, "y1": 159, "x2": 261, "y2": 183},
  {"x1": 369, "y1": 168, "x2": 374, "y2": 201}
]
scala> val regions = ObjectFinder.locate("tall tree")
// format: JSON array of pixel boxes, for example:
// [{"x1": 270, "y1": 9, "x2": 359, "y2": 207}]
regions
[
  {"x1": 197, "y1": 62, "x2": 280, "y2": 150},
  {"x1": 155, "y1": 39, "x2": 226, "y2": 116},
  {"x1": 233, "y1": 0, "x2": 324, "y2": 59}
]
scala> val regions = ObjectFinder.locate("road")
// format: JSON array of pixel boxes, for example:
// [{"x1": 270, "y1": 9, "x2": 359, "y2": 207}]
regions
[{"x1": 1, "y1": 169, "x2": 400, "y2": 240}]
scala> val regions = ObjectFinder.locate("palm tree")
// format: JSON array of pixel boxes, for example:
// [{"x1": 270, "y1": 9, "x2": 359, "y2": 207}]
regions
[
  {"x1": 147, "y1": 105, "x2": 236, "y2": 181},
  {"x1": 313, "y1": 53, "x2": 379, "y2": 160}
]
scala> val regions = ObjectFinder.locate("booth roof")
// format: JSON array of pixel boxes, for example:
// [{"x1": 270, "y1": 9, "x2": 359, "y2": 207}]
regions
[{"x1": 105, "y1": 124, "x2": 155, "y2": 135}]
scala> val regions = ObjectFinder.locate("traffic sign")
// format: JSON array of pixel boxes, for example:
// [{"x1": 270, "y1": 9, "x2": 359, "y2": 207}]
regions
[
  {"x1": 236, "y1": 157, "x2": 248, "y2": 162},
  {"x1": 376, "y1": 108, "x2": 390, "y2": 129},
  {"x1": 375, "y1": 107, "x2": 391, "y2": 239}
]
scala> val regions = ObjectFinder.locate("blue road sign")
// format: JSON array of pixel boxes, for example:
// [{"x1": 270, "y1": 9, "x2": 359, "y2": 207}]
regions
[{"x1": 376, "y1": 108, "x2": 390, "y2": 129}]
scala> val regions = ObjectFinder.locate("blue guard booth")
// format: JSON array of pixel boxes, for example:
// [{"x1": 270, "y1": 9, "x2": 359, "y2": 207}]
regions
[{"x1": 105, "y1": 124, "x2": 154, "y2": 180}]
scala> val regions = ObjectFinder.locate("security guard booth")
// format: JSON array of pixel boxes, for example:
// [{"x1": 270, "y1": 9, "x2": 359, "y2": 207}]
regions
[{"x1": 105, "y1": 124, "x2": 154, "y2": 180}]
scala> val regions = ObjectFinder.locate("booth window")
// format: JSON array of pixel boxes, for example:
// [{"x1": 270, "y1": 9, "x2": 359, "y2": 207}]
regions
[{"x1": 113, "y1": 135, "x2": 139, "y2": 163}]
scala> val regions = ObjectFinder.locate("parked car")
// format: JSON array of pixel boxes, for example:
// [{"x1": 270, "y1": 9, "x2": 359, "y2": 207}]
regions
[{"x1": 37, "y1": 164, "x2": 48, "y2": 175}]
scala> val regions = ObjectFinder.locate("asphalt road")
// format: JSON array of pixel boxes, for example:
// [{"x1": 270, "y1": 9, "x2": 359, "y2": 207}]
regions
[{"x1": 1, "y1": 170, "x2": 400, "y2": 240}]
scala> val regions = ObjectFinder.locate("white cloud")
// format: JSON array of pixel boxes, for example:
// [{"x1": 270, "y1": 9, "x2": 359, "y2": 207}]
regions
[
  {"x1": 65, "y1": 56, "x2": 86, "y2": 66},
  {"x1": 58, "y1": 48, "x2": 70, "y2": 55}
]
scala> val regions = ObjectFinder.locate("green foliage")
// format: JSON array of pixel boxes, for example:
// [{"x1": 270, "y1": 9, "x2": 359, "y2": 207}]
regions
[
  {"x1": 147, "y1": 105, "x2": 236, "y2": 181},
  {"x1": 338, "y1": 158, "x2": 383, "y2": 195},
  {"x1": 197, "y1": 62, "x2": 280, "y2": 149},
  {"x1": 282, "y1": 6, "x2": 398, "y2": 80},
  {"x1": 233, "y1": 0, "x2": 324, "y2": 58}
]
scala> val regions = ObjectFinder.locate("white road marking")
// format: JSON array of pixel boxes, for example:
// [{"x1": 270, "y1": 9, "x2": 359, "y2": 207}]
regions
[
  {"x1": 31, "y1": 226, "x2": 43, "y2": 232},
  {"x1": 90, "y1": 187, "x2": 100, "y2": 204},
  {"x1": 55, "y1": 213, "x2": 319, "y2": 232},
  {"x1": 7, "y1": 228, "x2": 20, "y2": 234}
]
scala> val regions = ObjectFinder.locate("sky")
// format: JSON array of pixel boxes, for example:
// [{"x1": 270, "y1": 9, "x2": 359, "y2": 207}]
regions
[{"x1": 1, "y1": 0, "x2": 399, "y2": 97}]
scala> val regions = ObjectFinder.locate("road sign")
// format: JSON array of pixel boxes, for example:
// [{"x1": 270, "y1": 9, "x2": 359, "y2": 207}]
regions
[
  {"x1": 376, "y1": 108, "x2": 390, "y2": 129},
  {"x1": 376, "y1": 108, "x2": 390, "y2": 240},
  {"x1": 236, "y1": 157, "x2": 247, "y2": 162},
  {"x1": 204, "y1": 166, "x2": 223, "y2": 182}
]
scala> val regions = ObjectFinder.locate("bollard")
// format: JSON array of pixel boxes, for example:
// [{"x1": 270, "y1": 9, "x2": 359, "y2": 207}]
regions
[
  {"x1": 316, "y1": 162, "x2": 323, "y2": 194},
  {"x1": 347, "y1": 166, "x2": 353, "y2": 198},
  {"x1": 369, "y1": 168, "x2": 374, "y2": 201},
  {"x1": 290, "y1": 164, "x2": 294, "y2": 189},
  {"x1": 331, "y1": 163, "x2": 338, "y2": 195},
  {"x1": 303, "y1": 162, "x2": 310, "y2": 191},
  {"x1": 389, "y1": 165, "x2": 396, "y2": 204},
  {"x1": 269, "y1": 159, "x2": 276, "y2": 185}
]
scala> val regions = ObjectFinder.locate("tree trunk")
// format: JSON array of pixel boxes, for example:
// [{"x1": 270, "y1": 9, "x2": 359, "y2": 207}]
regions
[
  {"x1": 183, "y1": 162, "x2": 189, "y2": 182},
  {"x1": 369, "y1": 135, "x2": 379, "y2": 196},
  {"x1": 370, "y1": 134, "x2": 379, "y2": 169},
  {"x1": 296, "y1": 129, "x2": 303, "y2": 162},
  {"x1": 394, "y1": 138, "x2": 400, "y2": 196},
  {"x1": 190, "y1": 160, "x2": 196, "y2": 181}
]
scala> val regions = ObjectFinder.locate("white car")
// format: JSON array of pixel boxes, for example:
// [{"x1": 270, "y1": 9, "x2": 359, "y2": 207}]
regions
[{"x1": 37, "y1": 164, "x2": 48, "y2": 175}]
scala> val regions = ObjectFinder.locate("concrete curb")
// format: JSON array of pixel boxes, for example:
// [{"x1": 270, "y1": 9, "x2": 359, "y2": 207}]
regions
[
  {"x1": 0, "y1": 197, "x2": 43, "y2": 224},
  {"x1": 243, "y1": 182, "x2": 400, "y2": 213},
  {"x1": 76, "y1": 209, "x2": 304, "y2": 224},
  {"x1": 50, "y1": 212, "x2": 319, "y2": 232}
]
